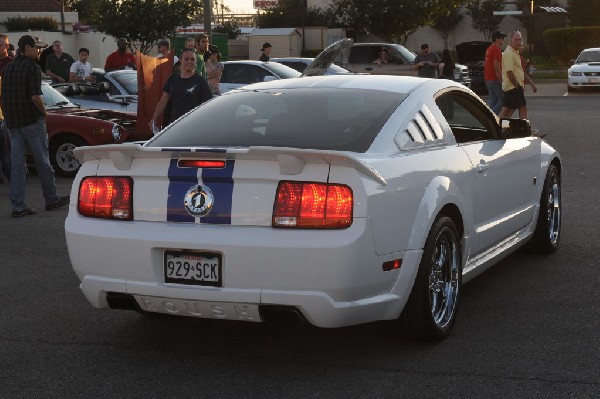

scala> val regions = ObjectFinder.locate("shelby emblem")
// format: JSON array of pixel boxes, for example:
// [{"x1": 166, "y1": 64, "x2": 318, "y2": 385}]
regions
[{"x1": 184, "y1": 184, "x2": 214, "y2": 217}]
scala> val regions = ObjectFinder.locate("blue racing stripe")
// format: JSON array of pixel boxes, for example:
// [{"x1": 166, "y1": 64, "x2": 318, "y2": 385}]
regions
[
  {"x1": 200, "y1": 160, "x2": 235, "y2": 224},
  {"x1": 167, "y1": 159, "x2": 198, "y2": 222}
]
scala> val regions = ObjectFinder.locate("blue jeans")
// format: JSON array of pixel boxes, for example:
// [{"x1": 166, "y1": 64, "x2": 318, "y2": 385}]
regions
[
  {"x1": 8, "y1": 118, "x2": 60, "y2": 211},
  {"x1": 485, "y1": 80, "x2": 504, "y2": 115},
  {"x1": 0, "y1": 120, "x2": 10, "y2": 180}
]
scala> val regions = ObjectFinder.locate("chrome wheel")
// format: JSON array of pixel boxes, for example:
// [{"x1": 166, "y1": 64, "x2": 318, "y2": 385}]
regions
[
  {"x1": 50, "y1": 136, "x2": 85, "y2": 177},
  {"x1": 428, "y1": 226, "x2": 460, "y2": 329},
  {"x1": 401, "y1": 215, "x2": 462, "y2": 341},
  {"x1": 546, "y1": 173, "x2": 561, "y2": 246},
  {"x1": 528, "y1": 164, "x2": 561, "y2": 254}
]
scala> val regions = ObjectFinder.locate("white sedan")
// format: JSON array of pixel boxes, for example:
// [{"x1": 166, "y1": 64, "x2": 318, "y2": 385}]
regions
[
  {"x1": 66, "y1": 75, "x2": 561, "y2": 341},
  {"x1": 219, "y1": 60, "x2": 301, "y2": 94},
  {"x1": 567, "y1": 47, "x2": 600, "y2": 91}
]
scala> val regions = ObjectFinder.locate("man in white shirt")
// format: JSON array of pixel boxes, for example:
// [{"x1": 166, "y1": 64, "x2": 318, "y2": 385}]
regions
[{"x1": 69, "y1": 47, "x2": 95, "y2": 83}]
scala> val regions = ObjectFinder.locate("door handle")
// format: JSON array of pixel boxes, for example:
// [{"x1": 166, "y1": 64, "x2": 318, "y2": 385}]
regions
[{"x1": 476, "y1": 162, "x2": 489, "y2": 173}]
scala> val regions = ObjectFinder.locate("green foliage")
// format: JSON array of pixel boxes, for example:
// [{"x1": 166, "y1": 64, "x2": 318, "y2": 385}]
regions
[
  {"x1": 567, "y1": 0, "x2": 600, "y2": 27},
  {"x1": 334, "y1": 0, "x2": 461, "y2": 44},
  {"x1": 92, "y1": 0, "x2": 202, "y2": 54},
  {"x1": 258, "y1": 0, "x2": 337, "y2": 28},
  {"x1": 4, "y1": 16, "x2": 58, "y2": 31},
  {"x1": 465, "y1": 0, "x2": 504, "y2": 40},
  {"x1": 213, "y1": 22, "x2": 242, "y2": 39},
  {"x1": 543, "y1": 27, "x2": 600, "y2": 64},
  {"x1": 67, "y1": 0, "x2": 103, "y2": 25},
  {"x1": 432, "y1": 5, "x2": 463, "y2": 48}
]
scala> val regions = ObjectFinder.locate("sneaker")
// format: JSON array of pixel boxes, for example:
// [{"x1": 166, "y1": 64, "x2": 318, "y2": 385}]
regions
[
  {"x1": 45, "y1": 196, "x2": 70, "y2": 211},
  {"x1": 12, "y1": 207, "x2": 37, "y2": 217}
]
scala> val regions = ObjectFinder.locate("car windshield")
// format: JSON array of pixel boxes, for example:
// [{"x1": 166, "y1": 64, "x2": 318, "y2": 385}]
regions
[
  {"x1": 111, "y1": 71, "x2": 138, "y2": 95},
  {"x1": 576, "y1": 50, "x2": 600, "y2": 63},
  {"x1": 262, "y1": 62, "x2": 302, "y2": 79},
  {"x1": 392, "y1": 44, "x2": 417, "y2": 63},
  {"x1": 41, "y1": 84, "x2": 78, "y2": 109},
  {"x1": 147, "y1": 88, "x2": 405, "y2": 152}
]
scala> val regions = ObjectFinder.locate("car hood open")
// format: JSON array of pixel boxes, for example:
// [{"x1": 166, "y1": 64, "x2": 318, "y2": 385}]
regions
[
  {"x1": 302, "y1": 38, "x2": 354, "y2": 77},
  {"x1": 455, "y1": 41, "x2": 491, "y2": 65}
]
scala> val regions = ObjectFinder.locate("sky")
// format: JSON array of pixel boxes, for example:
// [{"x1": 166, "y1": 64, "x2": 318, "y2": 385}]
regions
[{"x1": 223, "y1": 0, "x2": 256, "y2": 14}]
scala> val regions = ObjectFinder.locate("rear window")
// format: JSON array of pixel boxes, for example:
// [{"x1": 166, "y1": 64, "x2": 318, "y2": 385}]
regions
[
  {"x1": 261, "y1": 62, "x2": 302, "y2": 79},
  {"x1": 147, "y1": 88, "x2": 405, "y2": 152}
]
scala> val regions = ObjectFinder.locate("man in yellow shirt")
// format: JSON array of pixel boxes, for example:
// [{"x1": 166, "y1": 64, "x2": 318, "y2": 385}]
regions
[{"x1": 499, "y1": 31, "x2": 537, "y2": 119}]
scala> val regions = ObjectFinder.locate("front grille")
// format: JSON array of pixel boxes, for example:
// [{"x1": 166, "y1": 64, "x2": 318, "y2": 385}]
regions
[{"x1": 584, "y1": 72, "x2": 600, "y2": 76}]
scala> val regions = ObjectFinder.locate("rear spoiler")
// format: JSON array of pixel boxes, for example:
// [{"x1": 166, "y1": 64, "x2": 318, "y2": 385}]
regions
[{"x1": 74, "y1": 144, "x2": 387, "y2": 186}]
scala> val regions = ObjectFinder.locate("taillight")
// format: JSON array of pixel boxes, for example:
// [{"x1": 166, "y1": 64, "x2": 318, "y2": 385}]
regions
[
  {"x1": 273, "y1": 181, "x2": 353, "y2": 229},
  {"x1": 78, "y1": 177, "x2": 133, "y2": 220}
]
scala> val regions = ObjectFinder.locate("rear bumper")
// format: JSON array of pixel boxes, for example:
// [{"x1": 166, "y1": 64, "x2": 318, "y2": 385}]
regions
[{"x1": 66, "y1": 211, "x2": 423, "y2": 327}]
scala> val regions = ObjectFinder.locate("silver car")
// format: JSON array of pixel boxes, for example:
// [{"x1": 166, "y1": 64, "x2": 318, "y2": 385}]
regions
[
  {"x1": 219, "y1": 61, "x2": 301, "y2": 94},
  {"x1": 57, "y1": 69, "x2": 138, "y2": 113}
]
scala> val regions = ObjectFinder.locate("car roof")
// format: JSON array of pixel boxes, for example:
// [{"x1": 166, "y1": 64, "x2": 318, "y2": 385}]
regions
[
  {"x1": 581, "y1": 48, "x2": 600, "y2": 52},
  {"x1": 234, "y1": 74, "x2": 443, "y2": 94}
]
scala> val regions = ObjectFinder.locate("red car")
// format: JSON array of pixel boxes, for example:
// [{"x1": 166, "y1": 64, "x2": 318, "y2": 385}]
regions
[{"x1": 42, "y1": 82, "x2": 149, "y2": 177}]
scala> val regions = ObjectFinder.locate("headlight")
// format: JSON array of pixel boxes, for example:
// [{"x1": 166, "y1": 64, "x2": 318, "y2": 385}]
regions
[
  {"x1": 569, "y1": 71, "x2": 582, "y2": 76},
  {"x1": 111, "y1": 124, "x2": 122, "y2": 141}
]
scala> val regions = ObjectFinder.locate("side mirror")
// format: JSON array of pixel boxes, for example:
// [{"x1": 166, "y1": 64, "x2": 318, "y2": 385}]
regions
[
  {"x1": 263, "y1": 75, "x2": 277, "y2": 82},
  {"x1": 569, "y1": 59, "x2": 575, "y2": 66},
  {"x1": 500, "y1": 118, "x2": 531, "y2": 139}
]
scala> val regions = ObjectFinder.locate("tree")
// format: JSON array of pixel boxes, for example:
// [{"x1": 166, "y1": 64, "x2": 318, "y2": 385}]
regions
[
  {"x1": 213, "y1": 21, "x2": 242, "y2": 39},
  {"x1": 65, "y1": 0, "x2": 102, "y2": 25},
  {"x1": 432, "y1": 5, "x2": 463, "y2": 48},
  {"x1": 90, "y1": 0, "x2": 203, "y2": 54},
  {"x1": 334, "y1": 0, "x2": 460, "y2": 44},
  {"x1": 465, "y1": 0, "x2": 505, "y2": 41},
  {"x1": 567, "y1": 0, "x2": 600, "y2": 27},
  {"x1": 258, "y1": 0, "x2": 336, "y2": 28}
]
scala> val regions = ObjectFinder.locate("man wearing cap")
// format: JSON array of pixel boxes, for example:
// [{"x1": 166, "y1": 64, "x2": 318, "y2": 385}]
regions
[
  {"x1": 1, "y1": 35, "x2": 70, "y2": 217},
  {"x1": 45, "y1": 40, "x2": 74, "y2": 83},
  {"x1": 412, "y1": 44, "x2": 440, "y2": 78},
  {"x1": 104, "y1": 38, "x2": 136, "y2": 72},
  {"x1": 157, "y1": 38, "x2": 179, "y2": 64},
  {"x1": 499, "y1": 31, "x2": 537, "y2": 119},
  {"x1": 259, "y1": 42, "x2": 272, "y2": 62},
  {"x1": 484, "y1": 31, "x2": 507, "y2": 115}
]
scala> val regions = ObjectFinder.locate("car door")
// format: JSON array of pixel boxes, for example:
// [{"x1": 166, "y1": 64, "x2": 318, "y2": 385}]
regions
[{"x1": 435, "y1": 90, "x2": 540, "y2": 255}]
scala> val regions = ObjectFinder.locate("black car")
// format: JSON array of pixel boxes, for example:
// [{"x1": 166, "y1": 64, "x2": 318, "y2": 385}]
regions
[{"x1": 455, "y1": 41, "x2": 491, "y2": 95}]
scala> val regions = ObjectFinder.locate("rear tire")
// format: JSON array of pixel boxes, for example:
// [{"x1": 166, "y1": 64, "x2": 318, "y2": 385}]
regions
[
  {"x1": 528, "y1": 164, "x2": 561, "y2": 254},
  {"x1": 401, "y1": 216, "x2": 462, "y2": 341}
]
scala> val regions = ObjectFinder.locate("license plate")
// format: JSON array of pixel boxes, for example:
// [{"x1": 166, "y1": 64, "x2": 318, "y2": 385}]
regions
[
  {"x1": 164, "y1": 250, "x2": 222, "y2": 286},
  {"x1": 589, "y1": 77, "x2": 599, "y2": 83}
]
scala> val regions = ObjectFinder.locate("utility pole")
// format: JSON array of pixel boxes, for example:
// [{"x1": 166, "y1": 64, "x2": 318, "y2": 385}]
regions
[
  {"x1": 493, "y1": 1, "x2": 534, "y2": 56},
  {"x1": 204, "y1": 0, "x2": 212, "y2": 37}
]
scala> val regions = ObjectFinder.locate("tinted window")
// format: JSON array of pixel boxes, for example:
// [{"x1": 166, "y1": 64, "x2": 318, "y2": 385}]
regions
[
  {"x1": 147, "y1": 88, "x2": 405, "y2": 152},
  {"x1": 435, "y1": 91, "x2": 498, "y2": 143},
  {"x1": 576, "y1": 50, "x2": 600, "y2": 63},
  {"x1": 261, "y1": 62, "x2": 302, "y2": 79},
  {"x1": 349, "y1": 46, "x2": 375, "y2": 63}
]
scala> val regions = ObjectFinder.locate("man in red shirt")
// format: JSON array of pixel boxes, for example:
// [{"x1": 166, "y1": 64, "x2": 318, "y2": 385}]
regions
[
  {"x1": 104, "y1": 38, "x2": 136, "y2": 72},
  {"x1": 484, "y1": 31, "x2": 506, "y2": 115}
]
